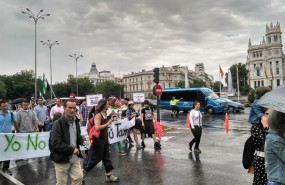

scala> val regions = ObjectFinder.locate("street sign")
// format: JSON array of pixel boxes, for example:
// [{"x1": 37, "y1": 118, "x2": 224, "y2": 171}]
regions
[{"x1": 153, "y1": 85, "x2": 162, "y2": 96}]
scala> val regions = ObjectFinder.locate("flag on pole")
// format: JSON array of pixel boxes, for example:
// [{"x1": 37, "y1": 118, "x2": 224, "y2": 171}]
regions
[
  {"x1": 42, "y1": 73, "x2": 47, "y2": 94},
  {"x1": 264, "y1": 66, "x2": 268, "y2": 79},
  {"x1": 219, "y1": 65, "x2": 224, "y2": 79},
  {"x1": 39, "y1": 90, "x2": 46, "y2": 101}
]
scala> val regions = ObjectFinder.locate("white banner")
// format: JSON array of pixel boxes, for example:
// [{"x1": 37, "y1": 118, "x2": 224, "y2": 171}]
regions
[
  {"x1": 108, "y1": 118, "x2": 135, "y2": 144},
  {"x1": 133, "y1": 93, "x2": 145, "y2": 103},
  {"x1": 86, "y1": 94, "x2": 103, "y2": 107},
  {"x1": 0, "y1": 118, "x2": 135, "y2": 161}
]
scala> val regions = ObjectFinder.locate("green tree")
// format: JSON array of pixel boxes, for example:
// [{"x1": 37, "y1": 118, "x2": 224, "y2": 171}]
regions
[
  {"x1": 177, "y1": 81, "x2": 185, "y2": 88},
  {"x1": 94, "y1": 81, "x2": 124, "y2": 98},
  {"x1": 0, "y1": 70, "x2": 35, "y2": 100},
  {"x1": 190, "y1": 80, "x2": 206, "y2": 88},
  {"x1": 0, "y1": 80, "x2": 7, "y2": 99},
  {"x1": 213, "y1": 81, "x2": 223, "y2": 92},
  {"x1": 225, "y1": 63, "x2": 249, "y2": 95}
]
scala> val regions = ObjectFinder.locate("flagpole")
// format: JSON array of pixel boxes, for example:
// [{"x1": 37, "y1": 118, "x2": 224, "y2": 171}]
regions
[
  {"x1": 219, "y1": 65, "x2": 221, "y2": 96},
  {"x1": 236, "y1": 64, "x2": 240, "y2": 102}
]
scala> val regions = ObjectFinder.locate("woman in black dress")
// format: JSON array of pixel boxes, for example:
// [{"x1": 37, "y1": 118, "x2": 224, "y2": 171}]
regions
[{"x1": 251, "y1": 108, "x2": 271, "y2": 185}]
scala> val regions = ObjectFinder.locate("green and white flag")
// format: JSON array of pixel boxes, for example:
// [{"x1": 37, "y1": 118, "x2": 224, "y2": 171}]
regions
[
  {"x1": 39, "y1": 90, "x2": 46, "y2": 101},
  {"x1": 42, "y1": 73, "x2": 47, "y2": 94}
]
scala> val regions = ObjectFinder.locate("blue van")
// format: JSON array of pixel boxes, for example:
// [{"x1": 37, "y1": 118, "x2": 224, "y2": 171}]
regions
[{"x1": 160, "y1": 87, "x2": 228, "y2": 114}]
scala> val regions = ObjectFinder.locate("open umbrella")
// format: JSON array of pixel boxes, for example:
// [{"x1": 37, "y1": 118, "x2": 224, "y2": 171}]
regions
[
  {"x1": 257, "y1": 85, "x2": 285, "y2": 113},
  {"x1": 11, "y1": 98, "x2": 26, "y2": 104}
]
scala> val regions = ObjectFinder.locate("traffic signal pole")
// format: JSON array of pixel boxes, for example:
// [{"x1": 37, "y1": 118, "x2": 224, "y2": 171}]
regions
[{"x1": 153, "y1": 68, "x2": 161, "y2": 122}]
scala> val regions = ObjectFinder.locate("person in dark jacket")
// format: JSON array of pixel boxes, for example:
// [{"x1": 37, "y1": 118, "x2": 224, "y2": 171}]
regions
[{"x1": 49, "y1": 99, "x2": 84, "y2": 185}]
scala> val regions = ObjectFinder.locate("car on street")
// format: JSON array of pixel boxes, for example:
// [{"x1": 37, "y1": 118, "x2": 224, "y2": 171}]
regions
[{"x1": 222, "y1": 98, "x2": 245, "y2": 112}]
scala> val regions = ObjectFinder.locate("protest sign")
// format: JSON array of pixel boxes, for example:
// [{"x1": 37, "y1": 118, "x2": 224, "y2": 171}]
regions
[
  {"x1": 133, "y1": 93, "x2": 145, "y2": 103},
  {"x1": 86, "y1": 94, "x2": 103, "y2": 107}
]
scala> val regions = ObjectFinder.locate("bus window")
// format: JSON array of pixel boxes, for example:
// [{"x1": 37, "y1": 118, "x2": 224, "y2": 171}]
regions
[{"x1": 161, "y1": 91, "x2": 173, "y2": 101}]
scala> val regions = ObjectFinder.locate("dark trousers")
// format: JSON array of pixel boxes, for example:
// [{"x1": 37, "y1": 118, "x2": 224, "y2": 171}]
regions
[
  {"x1": 83, "y1": 138, "x2": 114, "y2": 173},
  {"x1": 0, "y1": 161, "x2": 10, "y2": 171},
  {"x1": 189, "y1": 126, "x2": 202, "y2": 149}
]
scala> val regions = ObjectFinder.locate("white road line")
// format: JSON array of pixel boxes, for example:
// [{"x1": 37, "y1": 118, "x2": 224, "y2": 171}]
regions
[{"x1": 0, "y1": 171, "x2": 25, "y2": 185}]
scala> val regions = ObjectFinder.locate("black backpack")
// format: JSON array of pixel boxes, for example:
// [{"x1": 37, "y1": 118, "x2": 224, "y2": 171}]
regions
[{"x1": 242, "y1": 135, "x2": 255, "y2": 169}]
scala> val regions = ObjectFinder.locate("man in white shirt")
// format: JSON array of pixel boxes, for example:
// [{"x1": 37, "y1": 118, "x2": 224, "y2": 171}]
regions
[{"x1": 50, "y1": 98, "x2": 64, "y2": 120}]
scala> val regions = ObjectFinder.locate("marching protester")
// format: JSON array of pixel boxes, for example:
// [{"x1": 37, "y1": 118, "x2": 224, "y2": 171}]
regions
[
  {"x1": 251, "y1": 108, "x2": 271, "y2": 185},
  {"x1": 16, "y1": 99, "x2": 38, "y2": 133},
  {"x1": 125, "y1": 100, "x2": 143, "y2": 149},
  {"x1": 0, "y1": 100, "x2": 19, "y2": 175},
  {"x1": 188, "y1": 101, "x2": 202, "y2": 153},
  {"x1": 50, "y1": 98, "x2": 64, "y2": 120},
  {"x1": 249, "y1": 86, "x2": 271, "y2": 125},
  {"x1": 83, "y1": 99, "x2": 119, "y2": 182},
  {"x1": 34, "y1": 97, "x2": 49, "y2": 132},
  {"x1": 265, "y1": 110, "x2": 285, "y2": 185},
  {"x1": 49, "y1": 99, "x2": 84, "y2": 185},
  {"x1": 140, "y1": 100, "x2": 160, "y2": 149},
  {"x1": 120, "y1": 98, "x2": 133, "y2": 143}
]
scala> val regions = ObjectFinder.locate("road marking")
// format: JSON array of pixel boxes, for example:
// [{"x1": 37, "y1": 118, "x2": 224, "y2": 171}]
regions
[{"x1": 0, "y1": 171, "x2": 25, "y2": 185}]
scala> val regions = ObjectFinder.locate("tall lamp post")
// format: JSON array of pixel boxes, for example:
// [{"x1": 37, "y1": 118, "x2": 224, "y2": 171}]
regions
[
  {"x1": 69, "y1": 54, "x2": 83, "y2": 97},
  {"x1": 22, "y1": 8, "x2": 50, "y2": 100},
  {"x1": 40, "y1": 40, "x2": 59, "y2": 100}
]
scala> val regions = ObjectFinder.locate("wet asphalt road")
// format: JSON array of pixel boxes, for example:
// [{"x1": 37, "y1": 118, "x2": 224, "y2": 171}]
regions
[{"x1": 0, "y1": 108, "x2": 253, "y2": 185}]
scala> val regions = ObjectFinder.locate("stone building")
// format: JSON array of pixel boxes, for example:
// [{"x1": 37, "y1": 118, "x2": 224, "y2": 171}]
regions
[
  {"x1": 247, "y1": 22, "x2": 285, "y2": 89},
  {"x1": 78, "y1": 62, "x2": 115, "y2": 85},
  {"x1": 123, "y1": 65, "x2": 209, "y2": 99}
]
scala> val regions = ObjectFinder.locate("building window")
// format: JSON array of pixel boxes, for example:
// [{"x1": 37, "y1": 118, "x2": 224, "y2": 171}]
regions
[
  {"x1": 257, "y1": 69, "x2": 260, "y2": 76},
  {"x1": 260, "y1": 52, "x2": 262, "y2": 57},
  {"x1": 274, "y1": 35, "x2": 278, "y2": 42},
  {"x1": 261, "y1": 80, "x2": 264, "y2": 86},
  {"x1": 253, "y1": 64, "x2": 256, "y2": 68},
  {"x1": 260, "y1": 63, "x2": 262, "y2": 67},
  {"x1": 258, "y1": 81, "x2": 260, "y2": 86},
  {"x1": 277, "y1": 79, "x2": 280, "y2": 86},
  {"x1": 254, "y1": 81, "x2": 257, "y2": 88},
  {"x1": 256, "y1": 52, "x2": 259, "y2": 57},
  {"x1": 268, "y1": 37, "x2": 271, "y2": 43},
  {"x1": 276, "y1": 61, "x2": 279, "y2": 74},
  {"x1": 253, "y1": 53, "x2": 255, "y2": 58}
]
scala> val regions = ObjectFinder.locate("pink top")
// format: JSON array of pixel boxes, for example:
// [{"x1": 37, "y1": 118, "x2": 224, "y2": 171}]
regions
[{"x1": 50, "y1": 105, "x2": 64, "y2": 119}]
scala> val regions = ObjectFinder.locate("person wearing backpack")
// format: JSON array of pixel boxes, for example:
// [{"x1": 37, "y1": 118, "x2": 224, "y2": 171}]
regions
[
  {"x1": 0, "y1": 100, "x2": 19, "y2": 175},
  {"x1": 251, "y1": 107, "x2": 271, "y2": 185},
  {"x1": 265, "y1": 110, "x2": 285, "y2": 185}
]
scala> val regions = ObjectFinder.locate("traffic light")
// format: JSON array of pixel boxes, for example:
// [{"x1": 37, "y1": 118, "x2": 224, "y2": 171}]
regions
[{"x1": 153, "y1": 68, "x2": 159, "y2": 84}]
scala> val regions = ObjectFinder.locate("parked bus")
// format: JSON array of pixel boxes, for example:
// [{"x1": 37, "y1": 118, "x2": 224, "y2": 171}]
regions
[{"x1": 160, "y1": 87, "x2": 228, "y2": 114}]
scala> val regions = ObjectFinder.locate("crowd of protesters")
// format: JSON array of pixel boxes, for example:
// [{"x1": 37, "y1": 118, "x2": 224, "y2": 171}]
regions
[{"x1": 0, "y1": 95, "x2": 162, "y2": 184}]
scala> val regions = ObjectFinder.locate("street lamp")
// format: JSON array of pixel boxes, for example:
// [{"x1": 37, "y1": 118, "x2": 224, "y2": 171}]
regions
[
  {"x1": 22, "y1": 8, "x2": 50, "y2": 100},
  {"x1": 40, "y1": 40, "x2": 59, "y2": 100},
  {"x1": 69, "y1": 54, "x2": 83, "y2": 97}
]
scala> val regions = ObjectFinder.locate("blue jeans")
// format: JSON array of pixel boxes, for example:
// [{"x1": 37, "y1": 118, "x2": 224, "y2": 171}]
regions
[{"x1": 268, "y1": 181, "x2": 285, "y2": 185}]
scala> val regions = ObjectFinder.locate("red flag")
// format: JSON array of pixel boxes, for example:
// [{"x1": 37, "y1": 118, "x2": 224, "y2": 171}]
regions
[{"x1": 219, "y1": 65, "x2": 224, "y2": 79}]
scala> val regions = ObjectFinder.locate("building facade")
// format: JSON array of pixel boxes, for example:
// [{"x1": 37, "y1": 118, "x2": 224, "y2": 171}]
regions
[
  {"x1": 123, "y1": 65, "x2": 211, "y2": 99},
  {"x1": 247, "y1": 22, "x2": 285, "y2": 89},
  {"x1": 78, "y1": 62, "x2": 115, "y2": 85}
]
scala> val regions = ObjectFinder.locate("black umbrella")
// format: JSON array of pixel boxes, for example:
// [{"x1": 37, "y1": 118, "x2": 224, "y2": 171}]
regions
[
  {"x1": 257, "y1": 85, "x2": 285, "y2": 113},
  {"x1": 11, "y1": 98, "x2": 26, "y2": 104}
]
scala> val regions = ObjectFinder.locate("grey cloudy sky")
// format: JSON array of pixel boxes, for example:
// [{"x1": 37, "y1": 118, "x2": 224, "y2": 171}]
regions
[{"x1": 1, "y1": 0, "x2": 285, "y2": 84}]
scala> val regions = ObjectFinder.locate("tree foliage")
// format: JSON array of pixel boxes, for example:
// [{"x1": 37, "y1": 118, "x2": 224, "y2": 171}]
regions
[
  {"x1": 190, "y1": 80, "x2": 206, "y2": 88},
  {"x1": 225, "y1": 63, "x2": 249, "y2": 95},
  {"x1": 94, "y1": 81, "x2": 124, "y2": 98},
  {"x1": 0, "y1": 80, "x2": 7, "y2": 98},
  {"x1": 213, "y1": 81, "x2": 223, "y2": 92},
  {"x1": 52, "y1": 77, "x2": 95, "y2": 98}
]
